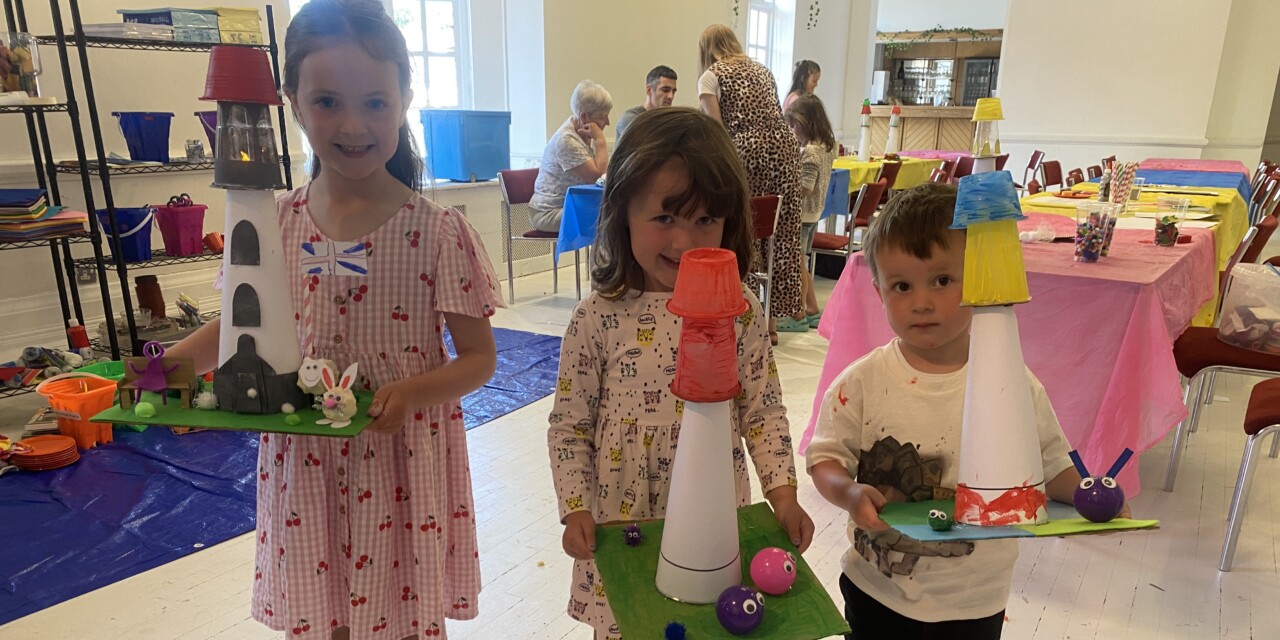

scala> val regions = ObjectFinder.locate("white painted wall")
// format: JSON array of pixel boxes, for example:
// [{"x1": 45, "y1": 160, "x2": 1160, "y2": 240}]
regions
[
  {"x1": 1201, "y1": 0, "x2": 1280, "y2": 166},
  {"x1": 876, "y1": 0, "x2": 1007, "y2": 32},
  {"x1": 791, "y1": 0, "x2": 861, "y2": 141},
  {"x1": 1263, "y1": 70, "x2": 1280, "y2": 164},
  {"x1": 539, "y1": 0, "x2": 744, "y2": 149},
  {"x1": 837, "y1": 0, "x2": 877, "y2": 151},
  {"x1": 998, "y1": 0, "x2": 1234, "y2": 175},
  {"x1": 503, "y1": 0, "x2": 545, "y2": 165}
]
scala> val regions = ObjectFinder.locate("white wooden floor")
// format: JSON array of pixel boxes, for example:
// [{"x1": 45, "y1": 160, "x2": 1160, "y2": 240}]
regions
[{"x1": 2, "y1": 266, "x2": 1278, "y2": 640}]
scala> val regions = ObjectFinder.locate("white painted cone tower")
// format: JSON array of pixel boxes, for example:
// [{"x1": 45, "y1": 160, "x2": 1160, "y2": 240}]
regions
[
  {"x1": 954, "y1": 306, "x2": 1047, "y2": 526},
  {"x1": 883, "y1": 105, "x2": 901, "y2": 155},
  {"x1": 857, "y1": 99, "x2": 872, "y2": 160}
]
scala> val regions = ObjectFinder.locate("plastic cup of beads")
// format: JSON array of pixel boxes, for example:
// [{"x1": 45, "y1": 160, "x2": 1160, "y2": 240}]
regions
[
  {"x1": 1154, "y1": 197, "x2": 1189, "y2": 247},
  {"x1": 1074, "y1": 204, "x2": 1105, "y2": 262}
]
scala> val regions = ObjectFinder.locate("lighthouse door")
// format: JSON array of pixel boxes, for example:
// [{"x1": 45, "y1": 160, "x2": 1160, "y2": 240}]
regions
[{"x1": 234, "y1": 373, "x2": 267, "y2": 413}]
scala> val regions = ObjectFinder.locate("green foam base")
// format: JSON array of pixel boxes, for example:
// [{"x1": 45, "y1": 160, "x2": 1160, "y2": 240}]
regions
[
  {"x1": 92, "y1": 391, "x2": 374, "y2": 437},
  {"x1": 593, "y1": 502, "x2": 850, "y2": 640}
]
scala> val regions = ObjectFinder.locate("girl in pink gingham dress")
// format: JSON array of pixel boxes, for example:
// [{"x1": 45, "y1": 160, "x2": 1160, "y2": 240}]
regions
[
  {"x1": 250, "y1": 184, "x2": 501, "y2": 640},
  {"x1": 164, "y1": 2, "x2": 505, "y2": 639}
]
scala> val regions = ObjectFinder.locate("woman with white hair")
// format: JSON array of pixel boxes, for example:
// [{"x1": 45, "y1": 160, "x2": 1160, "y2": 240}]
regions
[{"x1": 529, "y1": 80, "x2": 613, "y2": 232}]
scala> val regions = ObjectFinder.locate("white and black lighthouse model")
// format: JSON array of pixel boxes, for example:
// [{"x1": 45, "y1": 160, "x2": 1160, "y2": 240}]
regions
[{"x1": 202, "y1": 45, "x2": 305, "y2": 414}]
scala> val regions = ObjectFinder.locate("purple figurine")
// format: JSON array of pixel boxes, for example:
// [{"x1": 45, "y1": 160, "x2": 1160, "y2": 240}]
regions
[{"x1": 128, "y1": 341, "x2": 181, "y2": 404}]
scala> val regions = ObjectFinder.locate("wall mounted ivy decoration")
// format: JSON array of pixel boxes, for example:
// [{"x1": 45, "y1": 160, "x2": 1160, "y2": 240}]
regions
[
  {"x1": 806, "y1": 1, "x2": 821, "y2": 30},
  {"x1": 878, "y1": 24, "x2": 999, "y2": 57}
]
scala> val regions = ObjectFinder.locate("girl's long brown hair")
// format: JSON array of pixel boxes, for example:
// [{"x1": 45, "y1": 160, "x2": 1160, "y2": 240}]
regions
[
  {"x1": 283, "y1": 0, "x2": 424, "y2": 192},
  {"x1": 593, "y1": 107, "x2": 756, "y2": 299},
  {"x1": 699, "y1": 24, "x2": 749, "y2": 74},
  {"x1": 784, "y1": 94, "x2": 836, "y2": 153}
]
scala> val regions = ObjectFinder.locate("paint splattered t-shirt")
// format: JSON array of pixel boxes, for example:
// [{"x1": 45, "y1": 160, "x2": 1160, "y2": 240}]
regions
[{"x1": 805, "y1": 339, "x2": 1073, "y2": 623}]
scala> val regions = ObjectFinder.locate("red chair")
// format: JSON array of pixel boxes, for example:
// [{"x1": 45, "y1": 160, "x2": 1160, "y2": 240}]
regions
[
  {"x1": 994, "y1": 154, "x2": 1009, "y2": 171},
  {"x1": 1163, "y1": 227, "x2": 1275, "y2": 492},
  {"x1": 1086, "y1": 165, "x2": 1103, "y2": 179},
  {"x1": 1066, "y1": 168, "x2": 1085, "y2": 188},
  {"x1": 812, "y1": 179, "x2": 889, "y2": 259},
  {"x1": 1248, "y1": 176, "x2": 1277, "y2": 225},
  {"x1": 877, "y1": 161, "x2": 902, "y2": 205},
  {"x1": 498, "y1": 168, "x2": 583, "y2": 304},
  {"x1": 929, "y1": 167, "x2": 948, "y2": 183},
  {"x1": 1026, "y1": 179, "x2": 1042, "y2": 195},
  {"x1": 1241, "y1": 213, "x2": 1277, "y2": 264},
  {"x1": 1102, "y1": 155, "x2": 1117, "y2": 169},
  {"x1": 1040, "y1": 160, "x2": 1065, "y2": 190},
  {"x1": 1016, "y1": 150, "x2": 1046, "y2": 192},
  {"x1": 938, "y1": 159, "x2": 958, "y2": 183},
  {"x1": 750, "y1": 195, "x2": 781, "y2": 319},
  {"x1": 1219, "y1": 377, "x2": 1280, "y2": 570},
  {"x1": 952, "y1": 156, "x2": 975, "y2": 183}
]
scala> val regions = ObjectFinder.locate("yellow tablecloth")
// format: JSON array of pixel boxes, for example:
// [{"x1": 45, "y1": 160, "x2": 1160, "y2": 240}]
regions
[
  {"x1": 831, "y1": 156, "x2": 943, "y2": 192},
  {"x1": 1021, "y1": 183, "x2": 1249, "y2": 327}
]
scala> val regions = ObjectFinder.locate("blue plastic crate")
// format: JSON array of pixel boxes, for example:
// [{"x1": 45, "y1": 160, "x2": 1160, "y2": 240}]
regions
[{"x1": 420, "y1": 110, "x2": 511, "y2": 182}]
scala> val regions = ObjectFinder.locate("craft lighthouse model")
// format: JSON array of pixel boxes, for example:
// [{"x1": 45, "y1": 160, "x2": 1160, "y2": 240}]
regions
[
  {"x1": 655, "y1": 248, "x2": 745, "y2": 603},
  {"x1": 970, "y1": 98, "x2": 1003, "y2": 174},
  {"x1": 856, "y1": 99, "x2": 872, "y2": 160},
  {"x1": 950, "y1": 171, "x2": 1047, "y2": 526},
  {"x1": 202, "y1": 46, "x2": 306, "y2": 414},
  {"x1": 882, "y1": 104, "x2": 902, "y2": 156}
]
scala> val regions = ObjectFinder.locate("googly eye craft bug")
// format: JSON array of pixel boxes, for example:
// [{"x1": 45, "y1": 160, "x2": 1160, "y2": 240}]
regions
[
  {"x1": 716, "y1": 584, "x2": 764, "y2": 635},
  {"x1": 749, "y1": 546, "x2": 796, "y2": 595},
  {"x1": 1069, "y1": 448, "x2": 1132, "y2": 523},
  {"x1": 927, "y1": 508, "x2": 953, "y2": 531}
]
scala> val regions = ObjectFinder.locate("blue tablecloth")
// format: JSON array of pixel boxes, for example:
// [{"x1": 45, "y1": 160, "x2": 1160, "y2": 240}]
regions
[
  {"x1": 823, "y1": 168, "x2": 850, "y2": 220},
  {"x1": 1091, "y1": 169, "x2": 1251, "y2": 202},
  {"x1": 557, "y1": 183, "x2": 603, "y2": 258}
]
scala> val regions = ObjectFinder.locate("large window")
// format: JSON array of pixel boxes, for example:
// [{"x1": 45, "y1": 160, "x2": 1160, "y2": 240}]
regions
[
  {"x1": 392, "y1": 0, "x2": 471, "y2": 110},
  {"x1": 746, "y1": 0, "x2": 795, "y2": 101}
]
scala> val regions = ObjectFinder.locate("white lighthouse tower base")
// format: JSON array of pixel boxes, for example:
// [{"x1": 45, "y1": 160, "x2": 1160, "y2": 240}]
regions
[{"x1": 655, "y1": 400, "x2": 741, "y2": 603}]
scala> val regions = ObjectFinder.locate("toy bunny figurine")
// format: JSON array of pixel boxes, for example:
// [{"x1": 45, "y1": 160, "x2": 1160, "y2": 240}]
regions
[
  {"x1": 297, "y1": 356, "x2": 337, "y2": 397},
  {"x1": 316, "y1": 362, "x2": 359, "y2": 428}
]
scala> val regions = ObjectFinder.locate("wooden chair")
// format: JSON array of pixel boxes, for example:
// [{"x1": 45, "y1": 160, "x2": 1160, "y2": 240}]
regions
[
  {"x1": 1219, "y1": 377, "x2": 1280, "y2": 571},
  {"x1": 1086, "y1": 165, "x2": 1103, "y2": 179},
  {"x1": 811, "y1": 179, "x2": 889, "y2": 262},
  {"x1": 498, "y1": 168, "x2": 582, "y2": 305},
  {"x1": 750, "y1": 195, "x2": 782, "y2": 320}
]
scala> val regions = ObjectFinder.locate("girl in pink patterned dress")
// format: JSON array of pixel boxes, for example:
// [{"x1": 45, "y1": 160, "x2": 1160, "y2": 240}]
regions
[{"x1": 170, "y1": 2, "x2": 503, "y2": 638}]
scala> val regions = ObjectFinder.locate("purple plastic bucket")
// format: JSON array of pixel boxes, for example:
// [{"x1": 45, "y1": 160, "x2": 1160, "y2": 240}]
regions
[{"x1": 196, "y1": 111, "x2": 217, "y2": 155}]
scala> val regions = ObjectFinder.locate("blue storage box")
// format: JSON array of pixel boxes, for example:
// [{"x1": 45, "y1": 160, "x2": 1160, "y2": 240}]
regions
[{"x1": 420, "y1": 110, "x2": 511, "y2": 182}]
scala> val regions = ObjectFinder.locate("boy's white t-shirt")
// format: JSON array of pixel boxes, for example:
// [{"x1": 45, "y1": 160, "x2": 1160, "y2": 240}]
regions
[{"x1": 806, "y1": 339, "x2": 1073, "y2": 623}]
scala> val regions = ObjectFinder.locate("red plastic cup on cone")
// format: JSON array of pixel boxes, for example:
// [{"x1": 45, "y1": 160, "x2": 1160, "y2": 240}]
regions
[
  {"x1": 668, "y1": 248, "x2": 746, "y2": 403},
  {"x1": 666, "y1": 248, "x2": 747, "y2": 319},
  {"x1": 200, "y1": 46, "x2": 282, "y2": 106}
]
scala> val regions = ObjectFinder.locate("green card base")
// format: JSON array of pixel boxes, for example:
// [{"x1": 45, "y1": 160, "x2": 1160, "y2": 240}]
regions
[
  {"x1": 879, "y1": 500, "x2": 1159, "y2": 542},
  {"x1": 92, "y1": 390, "x2": 374, "y2": 437},
  {"x1": 593, "y1": 502, "x2": 850, "y2": 640}
]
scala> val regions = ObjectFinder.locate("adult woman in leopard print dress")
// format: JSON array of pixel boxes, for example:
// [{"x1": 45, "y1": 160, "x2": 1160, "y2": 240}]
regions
[{"x1": 698, "y1": 23, "x2": 807, "y2": 341}]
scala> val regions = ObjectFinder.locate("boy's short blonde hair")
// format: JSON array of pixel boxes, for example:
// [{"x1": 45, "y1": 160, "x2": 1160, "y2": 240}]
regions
[{"x1": 863, "y1": 182, "x2": 961, "y2": 283}]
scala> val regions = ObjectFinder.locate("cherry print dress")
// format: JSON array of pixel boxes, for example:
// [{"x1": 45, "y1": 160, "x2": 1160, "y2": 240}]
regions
[{"x1": 251, "y1": 185, "x2": 503, "y2": 640}]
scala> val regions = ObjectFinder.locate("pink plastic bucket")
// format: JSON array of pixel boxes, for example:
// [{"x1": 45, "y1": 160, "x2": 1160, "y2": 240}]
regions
[{"x1": 155, "y1": 204, "x2": 208, "y2": 256}]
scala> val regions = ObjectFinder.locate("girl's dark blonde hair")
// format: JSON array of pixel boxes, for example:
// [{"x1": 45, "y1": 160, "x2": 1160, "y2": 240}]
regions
[
  {"x1": 593, "y1": 107, "x2": 755, "y2": 299},
  {"x1": 784, "y1": 94, "x2": 836, "y2": 153},
  {"x1": 699, "y1": 24, "x2": 749, "y2": 73}
]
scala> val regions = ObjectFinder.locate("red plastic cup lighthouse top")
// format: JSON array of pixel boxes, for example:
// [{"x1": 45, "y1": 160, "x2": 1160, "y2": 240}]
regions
[
  {"x1": 200, "y1": 46, "x2": 283, "y2": 106},
  {"x1": 668, "y1": 248, "x2": 746, "y2": 403},
  {"x1": 666, "y1": 248, "x2": 748, "y2": 319}
]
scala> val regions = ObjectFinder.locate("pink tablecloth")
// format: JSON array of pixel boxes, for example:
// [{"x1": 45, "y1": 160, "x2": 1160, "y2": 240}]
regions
[
  {"x1": 801, "y1": 213, "x2": 1217, "y2": 496},
  {"x1": 900, "y1": 150, "x2": 971, "y2": 163},
  {"x1": 1141, "y1": 157, "x2": 1250, "y2": 177}
]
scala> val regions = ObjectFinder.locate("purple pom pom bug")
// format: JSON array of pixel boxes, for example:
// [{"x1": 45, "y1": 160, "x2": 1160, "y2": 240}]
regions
[{"x1": 623, "y1": 524, "x2": 643, "y2": 546}]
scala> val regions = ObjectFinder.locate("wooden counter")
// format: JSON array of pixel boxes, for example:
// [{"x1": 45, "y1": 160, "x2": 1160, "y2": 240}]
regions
[{"x1": 867, "y1": 105, "x2": 974, "y2": 153}]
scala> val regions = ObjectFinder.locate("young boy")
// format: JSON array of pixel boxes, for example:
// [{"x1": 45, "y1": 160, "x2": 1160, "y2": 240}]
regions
[{"x1": 807, "y1": 182, "x2": 1109, "y2": 639}]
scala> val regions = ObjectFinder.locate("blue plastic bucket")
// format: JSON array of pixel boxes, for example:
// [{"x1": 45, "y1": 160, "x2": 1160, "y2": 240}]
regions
[
  {"x1": 112, "y1": 112, "x2": 175, "y2": 163},
  {"x1": 96, "y1": 207, "x2": 155, "y2": 262}
]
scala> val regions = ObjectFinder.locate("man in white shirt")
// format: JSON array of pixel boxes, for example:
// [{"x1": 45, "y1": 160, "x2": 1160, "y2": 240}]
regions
[{"x1": 613, "y1": 65, "x2": 677, "y2": 141}]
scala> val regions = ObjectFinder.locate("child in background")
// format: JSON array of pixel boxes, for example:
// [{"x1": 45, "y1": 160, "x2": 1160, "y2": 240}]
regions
[
  {"x1": 806, "y1": 183, "x2": 1122, "y2": 639},
  {"x1": 547, "y1": 107, "x2": 814, "y2": 639},
  {"x1": 783, "y1": 94, "x2": 838, "y2": 331},
  {"x1": 168, "y1": 1, "x2": 504, "y2": 638}
]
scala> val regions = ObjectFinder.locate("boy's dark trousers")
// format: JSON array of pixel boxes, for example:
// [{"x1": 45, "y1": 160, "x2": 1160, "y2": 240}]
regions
[{"x1": 840, "y1": 574, "x2": 1005, "y2": 640}]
